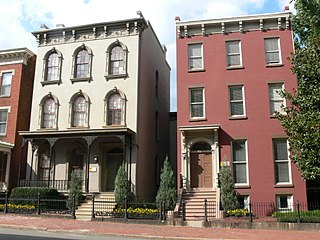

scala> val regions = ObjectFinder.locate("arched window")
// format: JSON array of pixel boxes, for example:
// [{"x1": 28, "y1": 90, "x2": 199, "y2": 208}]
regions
[
  {"x1": 47, "y1": 53, "x2": 59, "y2": 80},
  {"x1": 42, "y1": 98, "x2": 56, "y2": 128},
  {"x1": 108, "y1": 94, "x2": 122, "y2": 125},
  {"x1": 76, "y1": 49, "x2": 89, "y2": 78},
  {"x1": 40, "y1": 94, "x2": 59, "y2": 129},
  {"x1": 42, "y1": 48, "x2": 62, "y2": 84},
  {"x1": 106, "y1": 41, "x2": 127, "y2": 79},
  {"x1": 110, "y1": 46, "x2": 125, "y2": 75},
  {"x1": 72, "y1": 95, "x2": 86, "y2": 127},
  {"x1": 191, "y1": 142, "x2": 211, "y2": 151},
  {"x1": 72, "y1": 45, "x2": 92, "y2": 82}
]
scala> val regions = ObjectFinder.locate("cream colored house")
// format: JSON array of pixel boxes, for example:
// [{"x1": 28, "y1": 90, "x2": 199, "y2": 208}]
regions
[{"x1": 19, "y1": 13, "x2": 170, "y2": 199}]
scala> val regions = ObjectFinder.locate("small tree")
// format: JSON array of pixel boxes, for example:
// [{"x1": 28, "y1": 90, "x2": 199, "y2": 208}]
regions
[
  {"x1": 156, "y1": 156, "x2": 177, "y2": 210},
  {"x1": 219, "y1": 165, "x2": 238, "y2": 210},
  {"x1": 114, "y1": 164, "x2": 133, "y2": 206},
  {"x1": 67, "y1": 171, "x2": 83, "y2": 211}
]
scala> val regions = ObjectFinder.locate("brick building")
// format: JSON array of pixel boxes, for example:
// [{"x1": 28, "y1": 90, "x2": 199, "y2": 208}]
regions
[
  {"x1": 0, "y1": 48, "x2": 36, "y2": 190},
  {"x1": 175, "y1": 11, "x2": 308, "y2": 218}
]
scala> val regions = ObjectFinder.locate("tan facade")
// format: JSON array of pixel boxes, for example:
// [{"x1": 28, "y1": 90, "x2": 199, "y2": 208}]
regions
[{"x1": 20, "y1": 14, "x2": 170, "y2": 199}]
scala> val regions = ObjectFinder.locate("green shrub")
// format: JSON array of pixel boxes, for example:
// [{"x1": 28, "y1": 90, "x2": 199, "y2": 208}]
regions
[
  {"x1": 67, "y1": 171, "x2": 83, "y2": 211},
  {"x1": 9, "y1": 187, "x2": 61, "y2": 210},
  {"x1": 156, "y1": 157, "x2": 177, "y2": 210},
  {"x1": 272, "y1": 210, "x2": 320, "y2": 223},
  {"x1": 115, "y1": 164, "x2": 134, "y2": 206},
  {"x1": 219, "y1": 166, "x2": 239, "y2": 210}
]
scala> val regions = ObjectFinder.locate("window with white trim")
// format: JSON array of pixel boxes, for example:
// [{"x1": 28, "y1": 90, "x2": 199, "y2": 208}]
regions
[
  {"x1": 190, "y1": 88, "x2": 205, "y2": 119},
  {"x1": 226, "y1": 40, "x2": 242, "y2": 67},
  {"x1": 274, "y1": 139, "x2": 291, "y2": 184},
  {"x1": 264, "y1": 38, "x2": 281, "y2": 65},
  {"x1": 229, "y1": 85, "x2": 245, "y2": 117},
  {"x1": 269, "y1": 83, "x2": 285, "y2": 115},
  {"x1": 237, "y1": 195, "x2": 250, "y2": 209},
  {"x1": 106, "y1": 40, "x2": 128, "y2": 79},
  {"x1": 276, "y1": 195, "x2": 293, "y2": 211},
  {"x1": 46, "y1": 52, "x2": 60, "y2": 81},
  {"x1": 188, "y1": 43, "x2": 203, "y2": 70},
  {"x1": 72, "y1": 45, "x2": 92, "y2": 82},
  {"x1": 232, "y1": 140, "x2": 248, "y2": 185},
  {"x1": 0, "y1": 109, "x2": 8, "y2": 135},
  {"x1": 0, "y1": 72, "x2": 12, "y2": 96},
  {"x1": 38, "y1": 148, "x2": 51, "y2": 181}
]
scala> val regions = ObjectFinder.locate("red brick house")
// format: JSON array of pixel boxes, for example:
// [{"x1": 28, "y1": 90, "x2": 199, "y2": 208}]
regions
[
  {"x1": 0, "y1": 48, "x2": 36, "y2": 191},
  {"x1": 175, "y1": 11, "x2": 308, "y2": 219}
]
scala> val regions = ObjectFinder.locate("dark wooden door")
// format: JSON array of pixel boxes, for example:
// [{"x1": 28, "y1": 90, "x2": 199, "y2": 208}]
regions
[{"x1": 190, "y1": 152, "x2": 212, "y2": 188}]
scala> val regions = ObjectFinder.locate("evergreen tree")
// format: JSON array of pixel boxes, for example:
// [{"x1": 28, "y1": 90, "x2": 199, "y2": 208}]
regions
[
  {"x1": 114, "y1": 164, "x2": 133, "y2": 206},
  {"x1": 277, "y1": 0, "x2": 320, "y2": 179},
  {"x1": 156, "y1": 156, "x2": 177, "y2": 210},
  {"x1": 219, "y1": 166, "x2": 238, "y2": 210},
  {"x1": 66, "y1": 171, "x2": 83, "y2": 211}
]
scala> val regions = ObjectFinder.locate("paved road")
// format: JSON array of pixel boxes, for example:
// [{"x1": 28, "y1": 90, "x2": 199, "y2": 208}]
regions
[
  {"x1": 0, "y1": 228, "x2": 148, "y2": 240},
  {"x1": 0, "y1": 214, "x2": 320, "y2": 240}
]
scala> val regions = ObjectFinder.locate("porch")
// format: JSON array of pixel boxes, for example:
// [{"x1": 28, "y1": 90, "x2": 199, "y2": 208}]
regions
[{"x1": 18, "y1": 128, "x2": 135, "y2": 193}]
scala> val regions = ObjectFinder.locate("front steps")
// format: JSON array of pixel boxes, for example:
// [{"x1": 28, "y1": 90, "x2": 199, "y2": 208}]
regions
[
  {"x1": 181, "y1": 189, "x2": 217, "y2": 221},
  {"x1": 75, "y1": 192, "x2": 116, "y2": 221}
]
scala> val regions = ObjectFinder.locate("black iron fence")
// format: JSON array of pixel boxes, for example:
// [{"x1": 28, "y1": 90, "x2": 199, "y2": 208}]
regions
[
  {"x1": 92, "y1": 196, "x2": 166, "y2": 220},
  {"x1": 0, "y1": 191, "x2": 75, "y2": 218},
  {"x1": 19, "y1": 180, "x2": 70, "y2": 191}
]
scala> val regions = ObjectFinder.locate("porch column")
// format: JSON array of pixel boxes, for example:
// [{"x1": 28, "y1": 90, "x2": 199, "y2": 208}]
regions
[
  {"x1": 4, "y1": 152, "x2": 11, "y2": 190},
  {"x1": 84, "y1": 136, "x2": 97, "y2": 193},
  {"x1": 29, "y1": 142, "x2": 38, "y2": 180},
  {"x1": 47, "y1": 138, "x2": 57, "y2": 188}
]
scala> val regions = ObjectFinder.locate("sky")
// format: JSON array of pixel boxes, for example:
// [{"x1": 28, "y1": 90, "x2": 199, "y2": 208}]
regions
[{"x1": 0, "y1": 0, "x2": 294, "y2": 111}]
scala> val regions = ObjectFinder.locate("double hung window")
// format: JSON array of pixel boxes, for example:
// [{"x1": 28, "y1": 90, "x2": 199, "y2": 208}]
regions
[{"x1": 190, "y1": 88, "x2": 205, "y2": 119}]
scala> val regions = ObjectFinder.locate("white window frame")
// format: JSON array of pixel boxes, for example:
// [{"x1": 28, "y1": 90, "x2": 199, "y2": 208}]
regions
[
  {"x1": 264, "y1": 37, "x2": 282, "y2": 65},
  {"x1": 273, "y1": 139, "x2": 292, "y2": 185},
  {"x1": 269, "y1": 83, "x2": 285, "y2": 115},
  {"x1": 229, "y1": 85, "x2": 246, "y2": 117},
  {"x1": 276, "y1": 195, "x2": 293, "y2": 212},
  {"x1": 188, "y1": 43, "x2": 203, "y2": 70},
  {"x1": 226, "y1": 40, "x2": 242, "y2": 68},
  {"x1": 0, "y1": 70, "x2": 14, "y2": 97},
  {"x1": 0, "y1": 107, "x2": 10, "y2": 136},
  {"x1": 232, "y1": 140, "x2": 249, "y2": 186},
  {"x1": 238, "y1": 195, "x2": 250, "y2": 209},
  {"x1": 189, "y1": 88, "x2": 205, "y2": 119}
]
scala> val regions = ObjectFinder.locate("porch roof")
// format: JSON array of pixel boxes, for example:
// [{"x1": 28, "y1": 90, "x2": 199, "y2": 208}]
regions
[
  {"x1": 19, "y1": 127, "x2": 135, "y2": 139},
  {"x1": 179, "y1": 124, "x2": 220, "y2": 132},
  {"x1": 0, "y1": 141, "x2": 14, "y2": 152}
]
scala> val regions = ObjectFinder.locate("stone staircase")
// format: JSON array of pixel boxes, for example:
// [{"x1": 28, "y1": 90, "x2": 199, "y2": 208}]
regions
[
  {"x1": 75, "y1": 192, "x2": 116, "y2": 221},
  {"x1": 181, "y1": 189, "x2": 217, "y2": 221}
]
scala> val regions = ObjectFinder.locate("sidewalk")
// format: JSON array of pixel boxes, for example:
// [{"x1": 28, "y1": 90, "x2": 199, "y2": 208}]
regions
[{"x1": 0, "y1": 214, "x2": 320, "y2": 240}]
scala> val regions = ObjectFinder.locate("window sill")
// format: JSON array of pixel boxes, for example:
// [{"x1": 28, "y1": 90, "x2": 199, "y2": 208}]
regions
[
  {"x1": 274, "y1": 184, "x2": 294, "y2": 188},
  {"x1": 67, "y1": 126, "x2": 89, "y2": 130},
  {"x1": 226, "y1": 66, "x2": 244, "y2": 70},
  {"x1": 37, "y1": 128, "x2": 58, "y2": 131},
  {"x1": 229, "y1": 116, "x2": 247, "y2": 120},
  {"x1": 102, "y1": 125, "x2": 126, "y2": 129},
  {"x1": 41, "y1": 80, "x2": 61, "y2": 86},
  {"x1": 188, "y1": 68, "x2": 205, "y2": 73},
  {"x1": 189, "y1": 117, "x2": 207, "y2": 122},
  {"x1": 266, "y1": 63, "x2": 284, "y2": 68},
  {"x1": 105, "y1": 73, "x2": 127, "y2": 80},
  {"x1": 0, "y1": 95, "x2": 10, "y2": 98},
  {"x1": 70, "y1": 77, "x2": 91, "y2": 83},
  {"x1": 235, "y1": 185, "x2": 251, "y2": 189}
]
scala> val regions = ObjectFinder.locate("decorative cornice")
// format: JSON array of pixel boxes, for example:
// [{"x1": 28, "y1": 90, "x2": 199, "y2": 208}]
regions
[
  {"x1": 32, "y1": 17, "x2": 148, "y2": 47},
  {"x1": 0, "y1": 48, "x2": 35, "y2": 66},
  {"x1": 176, "y1": 12, "x2": 291, "y2": 38}
]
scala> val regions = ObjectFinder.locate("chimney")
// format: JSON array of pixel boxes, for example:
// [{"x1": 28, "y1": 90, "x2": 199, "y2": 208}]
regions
[
  {"x1": 284, "y1": 6, "x2": 290, "y2": 11},
  {"x1": 40, "y1": 24, "x2": 49, "y2": 29},
  {"x1": 56, "y1": 24, "x2": 65, "y2": 28},
  {"x1": 175, "y1": 16, "x2": 181, "y2": 21}
]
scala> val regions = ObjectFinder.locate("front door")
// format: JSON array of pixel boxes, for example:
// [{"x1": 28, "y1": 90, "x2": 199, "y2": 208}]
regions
[
  {"x1": 102, "y1": 148, "x2": 123, "y2": 191},
  {"x1": 190, "y1": 152, "x2": 212, "y2": 188}
]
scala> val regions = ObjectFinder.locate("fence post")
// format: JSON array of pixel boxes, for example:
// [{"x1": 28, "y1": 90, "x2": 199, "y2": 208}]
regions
[
  {"x1": 297, "y1": 201, "x2": 301, "y2": 223},
  {"x1": 160, "y1": 201, "x2": 163, "y2": 220},
  {"x1": 204, "y1": 199, "x2": 208, "y2": 222},
  {"x1": 4, "y1": 191, "x2": 8, "y2": 213},
  {"x1": 91, "y1": 194, "x2": 95, "y2": 219},
  {"x1": 163, "y1": 202, "x2": 166, "y2": 221},
  {"x1": 181, "y1": 200, "x2": 186, "y2": 221},
  {"x1": 249, "y1": 203, "x2": 252, "y2": 223},
  {"x1": 37, "y1": 192, "x2": 41, "y2": 215},
  {"x1": 124, "y1": 197, "x2": 128, "y2": 219},
  {"x1": 72, "y1": 194, "x2": 76, "y2": 219}
]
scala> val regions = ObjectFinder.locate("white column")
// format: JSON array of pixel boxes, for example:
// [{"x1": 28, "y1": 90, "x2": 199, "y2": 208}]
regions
[{"x1": 4, "y1": 152, "x2": 11, "y2": 190}]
